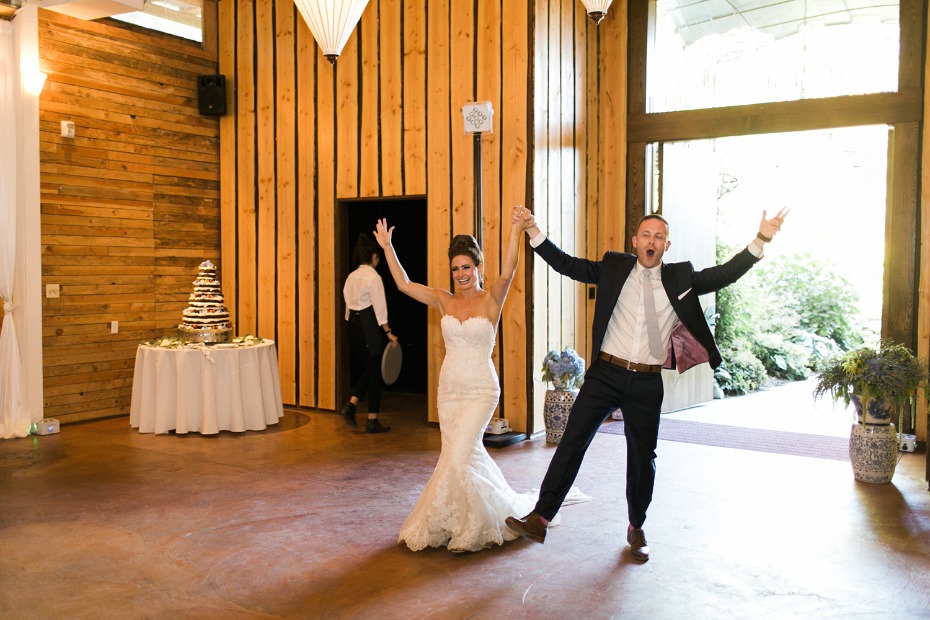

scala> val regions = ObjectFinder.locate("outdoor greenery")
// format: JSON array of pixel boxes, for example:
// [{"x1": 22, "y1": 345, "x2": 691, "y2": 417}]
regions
[{"x1": 713, "y1": 245, "x2": 872, "y2": 395}]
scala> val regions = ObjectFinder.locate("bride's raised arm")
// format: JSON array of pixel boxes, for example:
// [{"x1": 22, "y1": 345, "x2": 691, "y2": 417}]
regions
[
  {"x1": 488, "y1": 205, "x2": 526, "y2": 309},
  {"x1": 373, "y1": 218, "x2": 444, "y2": 310}
]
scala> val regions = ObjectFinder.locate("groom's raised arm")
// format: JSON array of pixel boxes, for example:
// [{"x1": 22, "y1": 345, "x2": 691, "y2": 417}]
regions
[{"x1": 514, "y1": 210, "x2": 602, "y2": 284}]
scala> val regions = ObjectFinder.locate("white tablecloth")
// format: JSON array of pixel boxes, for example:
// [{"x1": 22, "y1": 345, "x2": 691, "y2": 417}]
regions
[{"x1": 130, "y1": 341, "x2": 284, "y2": 434}]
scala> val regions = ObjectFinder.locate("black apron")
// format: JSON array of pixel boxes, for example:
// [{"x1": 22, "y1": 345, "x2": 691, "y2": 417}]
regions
[{"x1": 348, "y1": 306, "x2": 384, "y2": 355}]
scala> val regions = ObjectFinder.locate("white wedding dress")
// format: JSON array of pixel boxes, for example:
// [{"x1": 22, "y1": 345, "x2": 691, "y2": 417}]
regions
[{"x1": 397, "y1": 315, "x2": 537, "y2": 552}]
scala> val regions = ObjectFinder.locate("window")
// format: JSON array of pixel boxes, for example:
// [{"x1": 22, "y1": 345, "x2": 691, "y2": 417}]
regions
[
  {"x1": 111, "y1": 0, "x2": 203, "y2": 42},
  {"x1": 648, "y1": 0, "x2": 900, "y2": 113}
]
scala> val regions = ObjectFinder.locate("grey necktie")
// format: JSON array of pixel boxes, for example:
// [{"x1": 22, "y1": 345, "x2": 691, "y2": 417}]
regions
[{"x1": 642, "y1": 269, "x2": 664, "y2": 359}]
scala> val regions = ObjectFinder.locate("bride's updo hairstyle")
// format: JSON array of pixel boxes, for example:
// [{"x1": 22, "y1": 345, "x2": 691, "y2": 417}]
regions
[
  {"x1": 448, "y1": 234, "x2": 484, "y2": 286},
  {"x1": 448, "y1": 234, "x2": 483, "y2": 266}
]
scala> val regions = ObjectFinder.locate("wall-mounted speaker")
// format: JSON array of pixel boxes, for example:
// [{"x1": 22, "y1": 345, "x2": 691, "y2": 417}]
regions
[{"x1": 198, "y1": 74, "x2": 227, "y2": 116}]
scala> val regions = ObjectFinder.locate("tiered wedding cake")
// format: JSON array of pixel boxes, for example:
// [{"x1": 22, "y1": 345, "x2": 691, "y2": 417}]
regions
[{"x1": 178, "y1": 260, "x2": 231, "y2": 343}]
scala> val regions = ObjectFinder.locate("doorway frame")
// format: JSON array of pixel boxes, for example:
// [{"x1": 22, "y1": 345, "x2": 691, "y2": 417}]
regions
[
  {"x1": 335, "y1": 195, "x2": 430, "y2": 412},
  {"x1": 626, "y1": 0, "x2": 926, "y2": 441}
]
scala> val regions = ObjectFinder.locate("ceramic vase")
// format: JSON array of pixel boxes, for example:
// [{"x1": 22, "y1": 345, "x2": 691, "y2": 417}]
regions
[
  {"x1": 850, "y1": 394, "x2": 895, "y2": 426},
  {"x1": 848, "y1": 422, "x2": 898, "y2": 483},
  {"x1": 543, "y1": 388, "x2": 576, "y2": 444}
]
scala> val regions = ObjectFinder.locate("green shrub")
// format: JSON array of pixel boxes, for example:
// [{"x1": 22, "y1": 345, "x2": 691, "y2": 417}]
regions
[
  {"x1": 758, "y1": 252, "x2": 866, "y2": 351},
  {"x1": 713, "y1": 244, "x2": 868, "y2": 393},
  {"x1": 715, "y1": 339, "x2": 768, "y2": 395}
]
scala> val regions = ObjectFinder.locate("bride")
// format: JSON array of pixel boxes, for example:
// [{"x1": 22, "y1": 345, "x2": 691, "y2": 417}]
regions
[{"x1": 374, "y1": 206, "x2": 535, "y2": 552}]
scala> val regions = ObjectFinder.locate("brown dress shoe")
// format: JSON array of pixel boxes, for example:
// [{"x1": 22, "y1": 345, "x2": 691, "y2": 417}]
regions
[
  {"x1": 627, "y1": 525, "x2": 649, "y2": 562},
  {"x1": 505, "y1": 512, "x2": 547, "y2": 543}
]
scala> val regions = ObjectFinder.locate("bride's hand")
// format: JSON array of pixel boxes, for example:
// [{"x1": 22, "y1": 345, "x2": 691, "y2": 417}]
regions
[
  {"x1": 511, "y1": 205, "x2": 535, "y2": 230},
  {"x1": 373, "y1": 218, "x2": 394, "y2": 248}
]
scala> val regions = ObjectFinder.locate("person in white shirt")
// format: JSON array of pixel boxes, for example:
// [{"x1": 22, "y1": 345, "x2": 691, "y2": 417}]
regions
[{"x1": 341, "y1": 233, "x2": 399, "y2": 433}]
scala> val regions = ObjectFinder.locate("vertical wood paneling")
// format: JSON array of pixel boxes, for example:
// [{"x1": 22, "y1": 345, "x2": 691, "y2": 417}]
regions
[
  {"x1": 426, "y1": 0, "x2": 453, "y2": 422},
  {"x1": 532, "y1": 0, "x2": 551, "y2": 424},
  {"x1": 883, "y1": 124, "x2": 918, "y2": 351},
  {"x1": 559, "y1": 0, "x2": 576, "y2": 348},
  {"x1": 380, "y1": 0, "x2": 403, "y2": 196},
  {"x1": 296, "y1": 19, "x2": 317, "y2": 405},
  {"x1": 600, "y1": 2, "x2": 626, "y2": 252},
  {"x1": 275, "y1": 0, "x2": 298, "y2": 402},
  {"x1": 450, "y1": 0, "x2": 475, "y2": 238},
  {"x1": 573, "y1": 2, "x2": 589, "y2": 365},
  {"x1": 546, "y1": 0, "x2": 563, "y2": 350},
  {"x1": 917, "y1": 2, "x2": 930, "y2": 443},
  {"x1": 403, "y1": 0, "x2": 427, "y2": 195},
  {"x1": 501, "y1": 0, "x2": 530, "y2": 428},
  {"x1": 336, "y1": 32, "x2": 359, "y2": 197},
  {"x1": 478, "y1": 0, "x2": 503, "y2": 416},
  {"x1": 217, "y1": 0, "x2": 597, "y2": 434},
  {"x1": 359, "y1": 5, "x2": 380, "y2": 197},
  {"x1": 256, "y1": 1, "x2": 277, "y2": 340},
  {"x1": 477, "y1": 0, "x2": 502, "y2": 288},
  {"x1": 582, "y1": 7, "x2": 598, "y2": 365},
  {"x1": 236, "y1": 0, "x2": 257, "y2": 336},
  {"x1": 219, "y1": 0, "x2": 237, "y2": 333},
  {"x1": 317, "y1": 52, "x2": 337, "y2": 409}
]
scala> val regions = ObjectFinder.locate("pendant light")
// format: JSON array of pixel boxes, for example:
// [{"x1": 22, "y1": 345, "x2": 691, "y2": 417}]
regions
[{"x1": 293, "y1": 0, "x2": 370, "y2": 65}]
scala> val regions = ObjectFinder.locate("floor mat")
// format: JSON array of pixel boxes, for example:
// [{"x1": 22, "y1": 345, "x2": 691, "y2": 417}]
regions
[{"x1": 598, "y1": 418, "x2": 849, "y2": 461}]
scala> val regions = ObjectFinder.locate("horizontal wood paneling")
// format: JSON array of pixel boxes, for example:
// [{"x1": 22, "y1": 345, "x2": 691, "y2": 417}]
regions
[{"x1": 38, "y1": 9, "x2": 219, "y2": 423}]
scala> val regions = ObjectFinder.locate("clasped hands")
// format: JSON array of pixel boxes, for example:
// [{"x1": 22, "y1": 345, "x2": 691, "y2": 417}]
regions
[{"x1": 511, "y1": 204, "x2": 536, "y2": 231}]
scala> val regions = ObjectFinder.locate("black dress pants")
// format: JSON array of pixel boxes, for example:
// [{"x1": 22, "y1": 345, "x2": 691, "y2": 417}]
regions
[
  {"x1": 533, "y1": 359, "x2": 664, "y2": 528},
  {"x1": 347, "y1": 307, "x2": 384, "y2": 413}
]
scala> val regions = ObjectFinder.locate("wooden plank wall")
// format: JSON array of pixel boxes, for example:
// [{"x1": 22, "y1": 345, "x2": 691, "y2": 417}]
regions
[
  {"x1": 37, "y1": 10, "x2": 220, "y2": 423},
  {"x1": 918, "y1": 4, "x2": 930, "y2": 444},
  {"x1": 529, "y1": 1, "x2": 625, "y2": 431},
  {"x1": 218, "y1": 0, "x2": 608, "y2": 431}
]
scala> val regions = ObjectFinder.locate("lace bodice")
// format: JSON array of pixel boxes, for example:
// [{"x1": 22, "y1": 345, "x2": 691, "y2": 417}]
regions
[{"x1": 438, "y1": 315, "x2": 499, "y2": 396}]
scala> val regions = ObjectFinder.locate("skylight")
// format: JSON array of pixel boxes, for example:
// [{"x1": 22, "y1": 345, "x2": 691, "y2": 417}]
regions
[{"x1": 111, "y1": 0, "x2": 202, "y2": 42}]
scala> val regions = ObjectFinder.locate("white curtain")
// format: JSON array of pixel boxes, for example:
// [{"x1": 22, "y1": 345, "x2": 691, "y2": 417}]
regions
[{"x1": 0, "y1": 21, "x2": 31, "y2": 438}]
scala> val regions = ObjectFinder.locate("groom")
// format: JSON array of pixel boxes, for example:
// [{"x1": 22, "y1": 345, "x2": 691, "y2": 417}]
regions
[{"x1": 507, "y1": 208, "x2": 788, "y2": 561}]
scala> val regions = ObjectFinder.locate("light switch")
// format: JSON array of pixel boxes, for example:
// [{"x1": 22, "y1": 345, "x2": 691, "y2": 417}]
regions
[
  {"x1": 60, "y1": 121, "x2": 75, "y2": 138},
  {"x1": 46, "y1": 284, "x2": 60, "y2": 298},
  {"x1": 110, "y1": 321, "x2": 119, "y2": 334}
]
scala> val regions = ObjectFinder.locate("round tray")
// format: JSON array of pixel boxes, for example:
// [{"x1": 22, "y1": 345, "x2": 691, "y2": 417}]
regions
[{"x1": 178, "y1": 326, "x2": 231, "y2": 343}]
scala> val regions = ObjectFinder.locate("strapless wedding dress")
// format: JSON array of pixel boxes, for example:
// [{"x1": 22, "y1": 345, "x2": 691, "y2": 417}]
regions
[{"x1": 397, "y1": 315, "x2": 536, "y2": 552}]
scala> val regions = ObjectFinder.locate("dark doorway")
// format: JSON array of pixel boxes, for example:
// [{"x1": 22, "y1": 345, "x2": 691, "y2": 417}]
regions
[{"x1": 339, "y1": 197, "x2": 429, "y2": 401}]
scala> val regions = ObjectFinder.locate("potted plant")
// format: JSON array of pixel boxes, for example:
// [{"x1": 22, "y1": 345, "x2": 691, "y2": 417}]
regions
[
  {"x1": 813, "y1": 341, "x2": 927, "y2": 483},
  {"x1": 541, "y1": 348, "x2": 585, "y2": 444},
  {"x1": 541, "y1": 347, "x2": 585, "y2": 390}
]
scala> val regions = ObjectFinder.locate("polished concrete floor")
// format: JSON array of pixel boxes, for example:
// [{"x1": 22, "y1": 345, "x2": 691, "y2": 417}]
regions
[{"x1": 1, "y1": 387, "x2": 929, "y2": 619}]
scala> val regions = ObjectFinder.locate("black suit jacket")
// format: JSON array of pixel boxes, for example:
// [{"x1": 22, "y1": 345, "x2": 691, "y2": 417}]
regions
[{"x1": 533, "y1": 239, "x2": 760, "y2": 370}]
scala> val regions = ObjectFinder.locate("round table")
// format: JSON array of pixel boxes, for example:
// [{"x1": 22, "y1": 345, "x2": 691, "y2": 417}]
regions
[{"x1": 130, "y1": 340, "x2": 284, "y2": 434}]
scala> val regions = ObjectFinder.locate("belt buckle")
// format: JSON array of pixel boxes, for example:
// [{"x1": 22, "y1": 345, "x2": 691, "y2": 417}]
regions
[{"x1": 623, "y1": 358, "x2": 634, "y2": 371}]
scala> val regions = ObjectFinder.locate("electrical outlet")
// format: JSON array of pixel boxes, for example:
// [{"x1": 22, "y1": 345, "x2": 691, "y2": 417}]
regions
[
  {"x1": 46, "y1": 284, "x2": 60, "y2": 298},
  {"x1": 110, "y1": 321, "x2": 118, "y2": 334}
]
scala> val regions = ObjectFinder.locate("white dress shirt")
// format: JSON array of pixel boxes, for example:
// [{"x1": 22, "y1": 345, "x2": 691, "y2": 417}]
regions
[
  {"x1": 343, "y1": 265, "x2": 389, "y2": 326},
  {"x1": 529, "y1": 230, "x2": 766, "y2": 365},
  {"x1": 603, "y1": 263, "x2": 674, "y2": 365}
]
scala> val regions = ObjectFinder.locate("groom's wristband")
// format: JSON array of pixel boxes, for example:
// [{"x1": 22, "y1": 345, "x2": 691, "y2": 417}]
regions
[{"x1": 756, "y1": 231, "x2": 772, "y2": 243}]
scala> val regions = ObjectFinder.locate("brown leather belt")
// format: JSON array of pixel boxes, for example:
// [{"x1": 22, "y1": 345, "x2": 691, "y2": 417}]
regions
[{"x1": 598, "y1": 351, "x2": 662, "y2": 374}]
